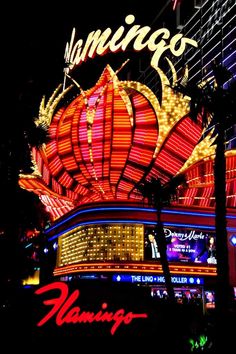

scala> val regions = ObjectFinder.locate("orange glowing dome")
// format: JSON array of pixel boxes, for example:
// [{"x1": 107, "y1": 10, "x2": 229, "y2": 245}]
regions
[{"x1": 19, "y1": 64, "x2": 236, "y2": 219}]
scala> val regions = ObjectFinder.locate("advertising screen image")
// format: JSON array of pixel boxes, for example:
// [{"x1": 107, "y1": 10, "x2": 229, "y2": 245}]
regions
[
  {"x1": 205, "y1": 290, "x2": 215, "y2": 309},
  {"x1": 144, "y1": 227, "x2": 217, "y2": 265},
  {"x1": 144, "y1": 232, "x2": 161, "y2": 260}
]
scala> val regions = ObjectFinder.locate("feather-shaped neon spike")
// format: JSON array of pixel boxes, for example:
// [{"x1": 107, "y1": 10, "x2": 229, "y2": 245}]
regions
[
  {"x1": 19, "y1": 63, "x2": 234, "y2": 219},
  {"x1": 36, "y1": 84, "x2": 73, "y2": 127}
]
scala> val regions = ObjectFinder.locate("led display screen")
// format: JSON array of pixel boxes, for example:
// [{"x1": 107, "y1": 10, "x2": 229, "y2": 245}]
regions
[
  {"x1": 205, "y1": 290, "x2": 215, "y2": 309},
  {"x1": 144, "y1": 226, "x2": 217, "y2": 265}
]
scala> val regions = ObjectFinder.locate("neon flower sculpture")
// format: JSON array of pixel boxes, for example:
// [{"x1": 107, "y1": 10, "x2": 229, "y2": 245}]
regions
[{"x1": 19, "y1": 62, "x2": 236, "y2": 219}]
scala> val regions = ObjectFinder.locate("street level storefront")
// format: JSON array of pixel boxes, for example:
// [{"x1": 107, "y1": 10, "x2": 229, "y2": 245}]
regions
[{"x1": 42, "y1": 201, "x2": 236, "y2": 308}]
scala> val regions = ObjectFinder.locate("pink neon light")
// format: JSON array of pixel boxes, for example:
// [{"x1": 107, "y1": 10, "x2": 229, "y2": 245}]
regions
[
  {"x1": 19, "y1": 64, "x2": 236, "y2": 217},
  {"x1": 172, "y1": 0, "x2": 180, "y2": 11}
]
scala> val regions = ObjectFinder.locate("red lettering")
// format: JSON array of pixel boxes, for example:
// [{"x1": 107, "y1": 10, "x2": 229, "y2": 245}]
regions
[
  {"x1": 77, "y1": 311, "x2": 95, "y2": 323},
  {"x1": 35, "y1": 281, "x2": 148, "y2": 335},
  {"x1": 92, "y1": 310, "x2": 104, "y2": 321},
  {"x1": 98, "y1": 311, "x2": 114, "y2": 323},
  {"x1": 123, "y1": 312, "x2": 134, "y2": 325},
  {"x1": 110, "y1": 309, "x2": 125, "y2": 335},
  {"x1": 35, "y1": 281, "x2": 68, "y2": 326},
  {"x1": 62, "y1": 306, "x2": 80, "y2": 324},
  {"x1": 56, "y1": 290, "x2": 79, "y2": 325}
]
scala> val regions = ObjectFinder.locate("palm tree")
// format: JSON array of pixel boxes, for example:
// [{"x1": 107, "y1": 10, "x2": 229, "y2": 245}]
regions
[
  {"x1": 25, "y1": 121, "x2": 52, "y2": 150},
  {"x1": 0, "y1": 80, "x2": 52, "y2": 291},
  {"x1": 172, "y1": 62, "x2": 236, "y2": 313},
  {"x1": 137, "y1": 174, "x2": 186, "y2": 303}
]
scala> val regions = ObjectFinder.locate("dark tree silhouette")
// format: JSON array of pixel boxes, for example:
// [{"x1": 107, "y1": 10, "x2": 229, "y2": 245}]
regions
[
  {"x1": 137, "y1": 174, "x2": 186, "y2": 303},
  {"x1": 0, "y1": 79, "x2": 52, "y2": 293},
  {"x1": 26, "y1": 121, "x2": 51, "y2": 151},
  {"x1": 172, "y1": 62, "x2": 236, "y2": 313}
]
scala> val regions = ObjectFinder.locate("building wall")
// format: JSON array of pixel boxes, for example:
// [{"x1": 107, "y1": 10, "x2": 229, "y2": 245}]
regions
[{"x1": 44, "y1": 202, "x2": 236, "y2": 286}]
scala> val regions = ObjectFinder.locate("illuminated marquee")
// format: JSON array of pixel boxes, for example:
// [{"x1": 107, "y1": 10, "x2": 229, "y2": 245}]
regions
[
  {"x1": 112, "y1": 274, "x2": 204, "y2": 285},
  {"x1": 64, "y1": 14, "x2": 198, "y2": 72}
]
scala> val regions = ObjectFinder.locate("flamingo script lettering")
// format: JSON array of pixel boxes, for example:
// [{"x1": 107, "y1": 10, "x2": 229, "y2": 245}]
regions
[
  {"x1": 35, "y1": 281, "x2": 148, "y2": 335},
  {"x1": 64, "y1": 14, "x2": 198, "y2": 73}
]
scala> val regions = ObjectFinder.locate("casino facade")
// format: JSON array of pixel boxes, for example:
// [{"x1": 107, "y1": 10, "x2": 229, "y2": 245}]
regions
[
  {"x1": 19, "y1": 61, "x2": 236, "y2": 304},
  {"x1": 19, "y1": 6, "x2": 236, "y2": 304}
]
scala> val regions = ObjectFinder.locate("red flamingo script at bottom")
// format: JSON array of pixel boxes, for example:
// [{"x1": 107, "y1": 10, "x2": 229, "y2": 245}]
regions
[{"x1": 35, "y1": 281, "x2": 148, "y2": 335}]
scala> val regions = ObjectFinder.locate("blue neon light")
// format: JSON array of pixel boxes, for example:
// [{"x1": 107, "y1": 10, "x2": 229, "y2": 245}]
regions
[
  {"x1": 44, "y1": 205, "x2": 236, "y2": 234},
  {"x1": 25, "y1": 243, "x2": 33, "y2": 249},
  {"x1": 48, "y1": 218, "x2": 236, "y2": 241},
  {"x1": 45, "y1": 207, "x2": 154, "y2": 233},
  {"x1": 112, "y1": 274, "x2": 204, "y2": 285},
  {"x1": 48, "y1": 220, "x2": 208, "y2": 241},
  {"x1": 230, "y1": 235, "x2": 236, "y2": 246}
]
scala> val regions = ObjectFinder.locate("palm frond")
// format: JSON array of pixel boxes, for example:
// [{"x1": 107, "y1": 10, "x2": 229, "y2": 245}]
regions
[
  {"x1": 26, "y1": 121, "x2": 51, "y2": 149},
  {"x1": 136, "y1": 174, "x2": 186, "y2": 208},
  {"x1": 171, "y1": 62, "x2": 236, "y2": 146}
]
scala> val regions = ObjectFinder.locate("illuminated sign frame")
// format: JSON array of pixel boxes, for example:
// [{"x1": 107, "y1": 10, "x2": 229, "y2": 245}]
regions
[{"x1": 112, "y1": 274, "x2": 204, "y2": 285}]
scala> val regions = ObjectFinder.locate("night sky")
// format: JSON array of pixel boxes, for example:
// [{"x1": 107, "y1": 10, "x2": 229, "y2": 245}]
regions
[{"x1": 4, "y1": 1, "x2": 179, "y2": 116}]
